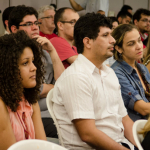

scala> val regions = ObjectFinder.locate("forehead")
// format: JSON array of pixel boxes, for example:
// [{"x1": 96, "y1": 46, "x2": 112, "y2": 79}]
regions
[
  {"x1": 123, "y1": 29, "x2": 140, "y2": 42},
  {"x1": 20, "y1": 47, "x2": 33, "y2": 59},
  {"x1": 63, "y1": 9, "x2": 79, "y2": 20},
  {"x1": 140, "y1": 14, "x2": 150, "y2": 19},
  {"x1": 124, "y1": 16, "x2": 131, "y2": 20},
  {"x1": 99, "y1": 26, "x2": 112, "y2": 34},
  {"x1": 22, "y1": 15, "x2": 37, "y2": 23},
  {"x1": 44, "y1": 9, "x2": 55, "y2": 16}
]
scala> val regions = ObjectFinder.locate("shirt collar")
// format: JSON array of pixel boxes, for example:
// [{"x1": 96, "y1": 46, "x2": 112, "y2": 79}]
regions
[{"x1": 77, "y1": 54, "x2": 111, "y2": 76}]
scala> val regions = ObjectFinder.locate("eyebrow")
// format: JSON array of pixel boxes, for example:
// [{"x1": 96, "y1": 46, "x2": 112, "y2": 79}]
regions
[{"x1": 127, "y1": 36, "x2": 141, "y2": 44}]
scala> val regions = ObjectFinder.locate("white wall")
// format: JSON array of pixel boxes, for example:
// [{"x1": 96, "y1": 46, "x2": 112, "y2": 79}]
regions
[{"x1": 0, "y1": 0, "x2": 150, "y2": 35}]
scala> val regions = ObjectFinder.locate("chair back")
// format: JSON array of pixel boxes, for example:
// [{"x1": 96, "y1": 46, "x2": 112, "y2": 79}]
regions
[
  {"x1": 132, "y1": 120, "x2": 147, "y2": 150},
  {"x1": 46, "y1": 88, "x2": 64, "y2": 147},
  {"x1": 7, "y1": 139, "x2": 67, "y2": 150}
]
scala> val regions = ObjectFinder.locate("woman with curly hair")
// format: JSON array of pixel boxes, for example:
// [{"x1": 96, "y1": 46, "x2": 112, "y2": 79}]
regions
[{"x1": 0, "y1": 30, "x2": 47, "y2": 150}]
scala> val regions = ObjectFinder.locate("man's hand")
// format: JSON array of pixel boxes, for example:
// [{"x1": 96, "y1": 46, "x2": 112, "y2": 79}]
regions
[{"x1": 34, "y1": 35, "x2": 54, "y2": 52}]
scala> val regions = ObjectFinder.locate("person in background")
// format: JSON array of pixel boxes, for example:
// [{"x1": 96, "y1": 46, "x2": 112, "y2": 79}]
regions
[
  {"x1": 121, "y1": 5, "x2": 133, "y2": 14},
  {"x1": 111, "y1": 24, "x2": 150, "y2": 122},
  {"x1": 133, "y1": 8, "x2": 150, "y2": 49},
  {"x1": 9, "y1": 5, "x2": 65, "y2": 138},
  {"x1": 0, "y1": 30, "x2": 47, "y2": 150},
  {"x1": 2, "y1": 6, "x2": 15, "y2": 34},
  {"x1": 38, "y1": 5, "x2": 57, "y2": 40},
  {"x1": 69, "y1": 0, "x2": 109, "y2": 16},
  {"x1": 50, "y1": 7, "x2": 79, "y2": 68},
  {"x1": 97, "y1": 10, "x2": 105, "y2": 15},
  {"x1": 117, "y1": 10, "x2": 132, "y2": 24}
]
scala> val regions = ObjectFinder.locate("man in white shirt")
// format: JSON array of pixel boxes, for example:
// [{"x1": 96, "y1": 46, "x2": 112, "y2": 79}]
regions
[
  {"x1": 69, "y1": 0, "x2": 109, "y2": 16},
  {"x1": 52, "y1": 13, "x2": 136, "y2": 150}
]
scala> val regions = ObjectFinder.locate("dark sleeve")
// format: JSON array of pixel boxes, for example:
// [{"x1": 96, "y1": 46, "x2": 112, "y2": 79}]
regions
[{"x1": 141, "y1": 131, "x2": 150, "y2": 150}]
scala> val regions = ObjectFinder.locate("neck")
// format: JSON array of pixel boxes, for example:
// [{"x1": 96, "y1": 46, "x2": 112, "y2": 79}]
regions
[
  {"x1": 58, "y1": 32, "x2": 74, "y2": 46},
  {"x1": 123, "y1": 56, "x2": 136, "y2": 68},
  {"x1": 82, "y1": 51, "x2": 104, "y2": 69},
  {"x1": 40, "y1": 26, "x2": 54, "y2": 35}
]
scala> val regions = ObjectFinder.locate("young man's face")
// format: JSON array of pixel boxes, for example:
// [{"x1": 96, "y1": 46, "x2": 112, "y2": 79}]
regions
[
  {"x1": 135, "y1": 14, "x2": 150, "y2": 33},
  {"x1": 90, "y1": 27, "x2": 116, "y2": 62},
  {"x1": 119, "y1": 16, "x2": 131, "y2": 24},
  {"x1": 18, "y1": 15, "x2": 39, "y2": 38}
]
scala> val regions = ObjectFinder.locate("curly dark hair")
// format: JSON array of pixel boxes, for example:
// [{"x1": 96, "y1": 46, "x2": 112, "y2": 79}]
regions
[
  {"x1": 74, "y1": 13, "x2": 112, "y2": 54},
  {"x1": 0, "y1": 30, "x2": 45, "y2": 112}
]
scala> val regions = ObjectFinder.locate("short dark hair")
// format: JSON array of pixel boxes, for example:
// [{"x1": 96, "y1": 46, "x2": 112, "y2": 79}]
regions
[
  {"x1": 0, "y1": 30, "x2": 44, "y2": 112},
  {"x1": 74, "y1": 13, "x2": 112, "y2": 54},
  {"x1": 117, "y1": 10, "x2": 132, "y2": 20},
  {"x1": 111, "y1": 24, "x2": 137, "y2": 61},
  {"x1": 54, "y1": 7, "x2": 76, "y2": 31},
  {"x1": 2, "y1": 6, "x2": 15, "y2": 29},
  {"x1": 121, "y1": 5, "x2": 132, "y2": 12},
  {"x1": 8, "y1": 5, "x2": 38, "y2": 32},
  {"x1": 133, "y1": 8, "x2": 150, "y2": 22},
  {"x1": 108, "y1": 17, "x2": 118, "y2": 24}
]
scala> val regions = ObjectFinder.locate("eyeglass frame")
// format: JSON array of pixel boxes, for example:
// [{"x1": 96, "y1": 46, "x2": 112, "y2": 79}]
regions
[
  {"x1": 139, "y1": 18, "x2": 150, "y2": 23},
  {"x1": 59, "y1": 19, "x2": 77, "y2": 26},
  {"x1": 40, "y1": 15, "x2": 54, "y2": 19},
  {"x1": 18, "y1": 21, "x2": 41, "y2": 27}
]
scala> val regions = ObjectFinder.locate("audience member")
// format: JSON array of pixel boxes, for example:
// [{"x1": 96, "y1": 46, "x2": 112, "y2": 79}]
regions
[
  {"x1": 121, "y1": 5, "x2": 133, "y2": 14},
  {"x1": 133, "y1": 8, "x2": 150, "y2": 48},
  {"x1": 2, "y1": 6, "x2": 15, "y2": 34},
  {"x1": 50, "y1": 7, "x2": 79, "y2": 68},
  {"x1": 52, "y1": 13, "x2": 136, "y2": 150},
  {"x1": 8, "y1": 5, "x2": 65, "y2": 138},
  {"x1": 0, "y1": 30, "x2": 46, "y2": 150},
  {"x1": 109, "y1": 17, "x2": 119, "y2": 31},
  {"x1": 69, "y1": 0, "x2": 109, "y2": 16},
  {"x1": 38, "y1": 5, "x2": 57, "y2": 40},
  {"x1": 139, "y1": 116, "x2": 150, "y2": 150},
  {"x1": 97, "y1": 9, "x2": 105, "y2": 15},
  {"x1": 111, "y1": 24, "x2": 150, "y2": 122},
  {"x1": 117, "y1": 10, "x2": 132, "y2": 24}
]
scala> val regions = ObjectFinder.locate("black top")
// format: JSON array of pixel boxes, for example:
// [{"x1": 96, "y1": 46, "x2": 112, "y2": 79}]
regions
[{"x1": 141, "y1": 131, "x2": 150, "y2": 150}]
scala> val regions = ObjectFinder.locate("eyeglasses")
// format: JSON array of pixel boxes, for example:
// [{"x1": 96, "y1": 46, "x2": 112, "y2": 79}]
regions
[
  {"x1": 60, "y1": 19, "x2": 77, "y2": 26},
  {"x1": 41, "y1": 16, "x2": 54, "y2": 19},
  {"x1": 140, "y1": 19, "x2": 150, "y2": 23},
  {"x1": 18, "y1": 21, "x2": 41, "y2": 27}
]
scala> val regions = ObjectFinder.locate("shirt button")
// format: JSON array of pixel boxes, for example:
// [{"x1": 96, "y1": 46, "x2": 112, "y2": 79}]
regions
[{"x1": 128, "y1": 92, "x2": 132, "y2": 95}]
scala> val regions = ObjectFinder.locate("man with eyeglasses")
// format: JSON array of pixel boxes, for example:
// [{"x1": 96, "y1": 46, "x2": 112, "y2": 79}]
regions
[
  {"x1": 38, "y1": 5, "x2": 57, "y2": 40},
  {"x1": 50, "y1": 7, "x2": 79, "y2": 69},
  {"x1": 8, "y1": 5, "x2": 65, "y2": 138},
  {"x1": 133, "y1": 8, "x2": 150, "y2": 48}
]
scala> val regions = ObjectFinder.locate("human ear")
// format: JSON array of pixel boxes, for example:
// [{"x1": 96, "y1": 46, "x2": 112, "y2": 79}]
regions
[
  {"x1": 57, "y1": 22, "x2": 63, "y2": 31},
  {"x1": 115, "y1": 45, "x2": 123, "y2": 54},
  {"x1": 83, "y1": 37, "x2": 92, "y2": 49},
  {"x1": 11, "y1": 25, "x2": 18, "y2": 33},
  {"x1": 118, "y1": 17, "x2": 122, "y2": 24},
  {"x1": 134, "y1": 19, "x2": 138, "y2": 26}
]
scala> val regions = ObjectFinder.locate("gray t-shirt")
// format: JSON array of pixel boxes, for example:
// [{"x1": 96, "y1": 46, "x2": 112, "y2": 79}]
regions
[{"x1": 38, "y1": 50, "x2": 55, "y2": 118}]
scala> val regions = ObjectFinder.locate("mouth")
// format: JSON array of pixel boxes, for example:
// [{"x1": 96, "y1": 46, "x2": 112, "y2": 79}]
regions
[
  {"x1": 30, "y1": 75, "x2": 36, "y2": 79},
  {"x1": 108, "y1": 47, "x2": 114, "y2": 51},
  {"x1": 32, "y1": 33, "x2": 39, "y2": 36},
  {"x1": 137, "y1": 51, "x2": 143, "y2": 55}
]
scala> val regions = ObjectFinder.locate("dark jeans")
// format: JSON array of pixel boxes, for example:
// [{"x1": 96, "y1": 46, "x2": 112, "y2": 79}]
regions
[
  {"x1": 42, "y1": 118, "x2": 58, "y2": 138},
  {"x1": 121, "y1": 143, "x2": 139, "y2": 150}
]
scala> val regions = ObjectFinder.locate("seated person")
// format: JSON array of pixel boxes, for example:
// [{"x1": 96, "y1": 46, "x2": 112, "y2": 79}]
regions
[
  {"x1": 117, "y1": 10, "x2": 132, "y2": 24},
  {"x1": 52, "y1": 13, "x2": 136, "y2": 150},
  {"x1": 111, "y1": 24, "x2": 150, "y2": 122},
  {"x1": 8, "y1": 5, "x2": 65, "y2": 138},
  {"x1": 38, "y1": 5, "x2": 57, "y2": 40},
  {"x1": 50, "y1": 7, "x2": 79, "y2": 68},
  {"x1": 139, "y1": 117, "x2": 150, "y2": 150},
  {"x1": 0, "y1": 30, "x2": 46, "y2": 150}
]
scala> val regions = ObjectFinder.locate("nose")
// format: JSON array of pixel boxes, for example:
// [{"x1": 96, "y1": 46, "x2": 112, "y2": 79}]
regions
[
  {"x1": 32, "y1": 23, "x2": 39, "y2": 30},
  {"x1": 136, "y1": 41, "x2": 143, "y2": 50},
  {"x1": 110, "y1": 35, "x2": 116, "y2": 45},
  {"x1": 31, "y1": 62, "x2": 37, "y2": 71}
]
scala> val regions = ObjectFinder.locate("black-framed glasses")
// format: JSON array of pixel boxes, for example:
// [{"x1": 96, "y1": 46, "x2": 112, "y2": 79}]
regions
[
  {"x1": 18, "y1": 21, "x2": 41, "y2": 27},
  {"x1": 60, "y1": 20, "x2": 77, "y2": 26},
  {"x1": 41, "y1": 16, "x2": 54, "y2": 19},
  {"x1": 140, "y1": 19, "x2": 150, "y2": 23}
]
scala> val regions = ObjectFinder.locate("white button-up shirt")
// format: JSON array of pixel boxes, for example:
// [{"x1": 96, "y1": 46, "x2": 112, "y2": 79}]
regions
[{"x1": 52, "y1": 54, "x2": 134, "y2": 150}]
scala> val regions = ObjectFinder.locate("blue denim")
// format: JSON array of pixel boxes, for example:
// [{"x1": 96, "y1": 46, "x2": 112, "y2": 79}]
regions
[{"x1": 111, "y1": 60, "x2": 150, "y2": 122}]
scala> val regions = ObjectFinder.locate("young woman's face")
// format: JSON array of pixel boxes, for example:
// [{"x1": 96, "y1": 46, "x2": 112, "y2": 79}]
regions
[
  {"x1": 19, "y1": 47, "x2": 37, "y2": 88},
  {"x1": 112, "y1": 21, "x2": 118, "y2": 31},
  {"x1": 120, "y1": 29, "x2": 143, "y2": 61}
]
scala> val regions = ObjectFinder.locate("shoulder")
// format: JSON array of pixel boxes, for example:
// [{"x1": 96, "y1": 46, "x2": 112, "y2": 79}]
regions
[{"x1": 111, "y1": 61, "x2": 124, "y2": 73}]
